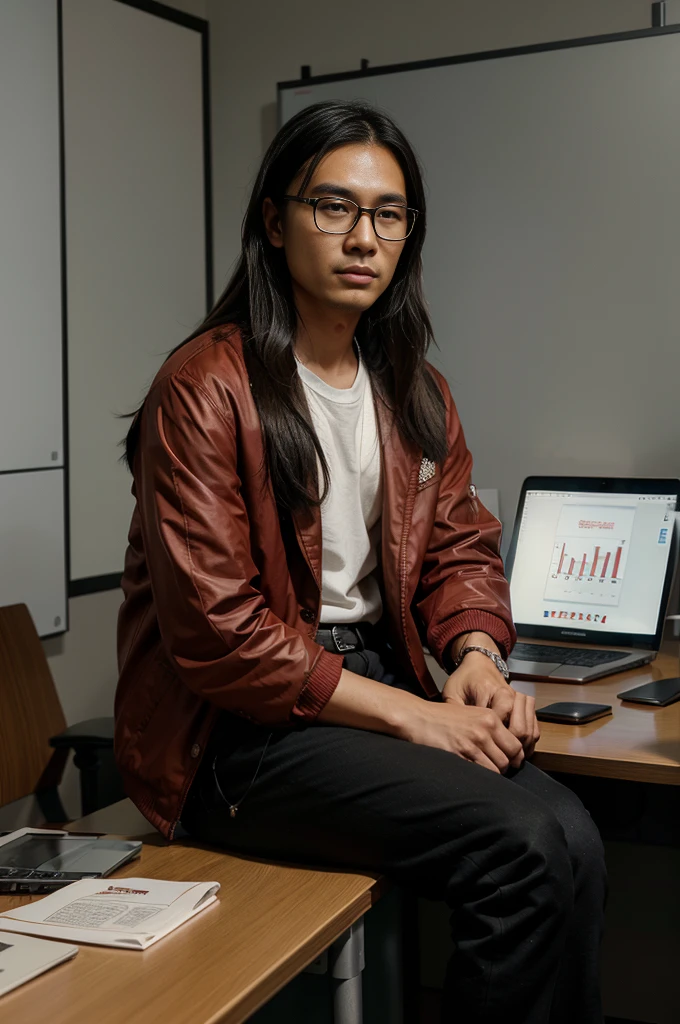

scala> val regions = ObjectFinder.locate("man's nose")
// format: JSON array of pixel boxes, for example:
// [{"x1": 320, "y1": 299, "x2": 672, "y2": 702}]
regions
[{"x1": 345, "y1": 210, "x2": 378, "y2": 249}]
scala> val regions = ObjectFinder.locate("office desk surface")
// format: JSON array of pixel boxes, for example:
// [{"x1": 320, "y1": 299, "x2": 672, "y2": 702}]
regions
[
  {"x1": 2, "y1": 657, "x2": 678, "y2": 1021},
  {"x1": 513, "y1": 652, "x2": 680, "y2": 784},
  {"x1": 0, "y1": 837, "x2": 383, "y2": 1024}
]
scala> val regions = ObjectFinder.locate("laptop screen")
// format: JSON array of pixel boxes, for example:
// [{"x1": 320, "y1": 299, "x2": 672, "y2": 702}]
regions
[{"x1": 509, "y1": 487, "x2": 677, "y2": 641}]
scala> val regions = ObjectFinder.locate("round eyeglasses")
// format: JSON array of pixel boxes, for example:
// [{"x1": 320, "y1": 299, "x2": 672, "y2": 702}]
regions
[{"x1": 283, "y1": 195, "x2": 419, "y2": 241}]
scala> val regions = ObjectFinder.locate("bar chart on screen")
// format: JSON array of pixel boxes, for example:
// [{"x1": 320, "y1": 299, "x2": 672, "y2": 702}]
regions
[{"x1": 543, "y1": 504, "x2": 636, "y2": 607}]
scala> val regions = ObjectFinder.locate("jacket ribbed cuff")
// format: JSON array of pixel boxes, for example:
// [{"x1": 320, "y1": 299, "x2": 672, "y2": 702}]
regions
[
  {"x1": 432, "y1": 610, "x2": 515, "y2": 673},
  {"x1": 291, "y1": 647, "x2": 345, "y2": 721}
]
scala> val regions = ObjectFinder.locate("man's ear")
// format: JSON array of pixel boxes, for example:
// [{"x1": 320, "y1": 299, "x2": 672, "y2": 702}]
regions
[{"x1": 262, "y1": 197, "x2": 284, "y2": 249}]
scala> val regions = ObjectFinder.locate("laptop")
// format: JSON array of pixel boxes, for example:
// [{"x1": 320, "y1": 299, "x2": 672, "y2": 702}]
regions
[
  {"x1": 0, "y1": 829, "x2": 142, "y2": 894},
  {"x1": 505, "y1": 477, "x2": 680, "y2": 682}
]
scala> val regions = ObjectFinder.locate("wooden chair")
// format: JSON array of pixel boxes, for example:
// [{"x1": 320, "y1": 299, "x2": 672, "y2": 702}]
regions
[{"x1": 0, "y1": 603, "x2": 123, "y2": 824}]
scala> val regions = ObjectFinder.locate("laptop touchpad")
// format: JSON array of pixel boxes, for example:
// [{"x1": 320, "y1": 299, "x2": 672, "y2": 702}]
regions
[
  {"x1": 508, "y1": 658, "x2": 562, "y2": 676},
  {"x1": 547, "y1": 665, "x2": 593, "y2": 680}
]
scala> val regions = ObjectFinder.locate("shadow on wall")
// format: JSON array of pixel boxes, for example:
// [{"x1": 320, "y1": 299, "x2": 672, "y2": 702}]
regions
[{"x1": 261, "y1": 101, "x2": 278, "y2": 156}]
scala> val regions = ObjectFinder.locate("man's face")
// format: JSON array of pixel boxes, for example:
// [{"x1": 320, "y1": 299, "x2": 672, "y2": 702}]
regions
[{"x1": 264, "y1": 143, "x2": 409, "y2": 315}]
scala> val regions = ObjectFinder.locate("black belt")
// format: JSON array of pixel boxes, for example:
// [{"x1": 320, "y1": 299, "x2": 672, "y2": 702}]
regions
[{"x1": 315, "y1": 621, "x2": 378, "y2": 654}]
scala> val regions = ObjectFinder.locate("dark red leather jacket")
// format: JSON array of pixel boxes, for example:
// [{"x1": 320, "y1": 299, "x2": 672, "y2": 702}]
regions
[{"x1": 115, "y1": 326, "x2": 515, "y2": 838}]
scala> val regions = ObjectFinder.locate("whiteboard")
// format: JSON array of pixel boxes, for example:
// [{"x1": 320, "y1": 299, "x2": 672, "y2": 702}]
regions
[
  {"x1": 280, "y1": 30, "x2": 680, "y2": 536},
  {"x1": 0, "y1": 0, "x2": 63, "y2": 472},
  {"x1": 0, "y1": 470, "x2": 67, "y2": 638},
  {"x1": 0, "y1": 0, "x2": 67, "y2": 637},
  {"x1": 62, "y1": 0, "x2": 209, "y2": 584}
]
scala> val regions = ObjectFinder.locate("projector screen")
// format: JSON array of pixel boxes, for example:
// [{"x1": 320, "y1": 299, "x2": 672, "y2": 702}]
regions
[{"x1": 280, "y1": 28, "x2": 680, "y2": 543}]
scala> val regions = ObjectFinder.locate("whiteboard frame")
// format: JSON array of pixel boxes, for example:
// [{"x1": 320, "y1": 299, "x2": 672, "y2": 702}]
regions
[
  {"x1": 62, "y1": 0, "x2": 213, "y2": 598},
  {"x1": 278, "y1": 24, "x2": 680, "y2": 98}
]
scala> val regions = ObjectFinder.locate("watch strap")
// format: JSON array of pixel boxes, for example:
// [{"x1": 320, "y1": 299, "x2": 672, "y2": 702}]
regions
[{"x1": 453, "y1": 644, "x2": 510, "y2": 680}]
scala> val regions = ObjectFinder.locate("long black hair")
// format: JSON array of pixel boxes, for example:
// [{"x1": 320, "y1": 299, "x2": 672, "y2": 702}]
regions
[{"x1": 122, "y1": 100, "x2": 448, "y2": 513}]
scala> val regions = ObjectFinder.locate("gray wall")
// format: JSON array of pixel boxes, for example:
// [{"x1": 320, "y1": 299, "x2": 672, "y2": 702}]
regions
[
  {"x1": 41, "y1": 0, "x2": 207, "y2": 817},
  {"x1": 63, "y1": 0, "x2": 207, "y2": 583}
]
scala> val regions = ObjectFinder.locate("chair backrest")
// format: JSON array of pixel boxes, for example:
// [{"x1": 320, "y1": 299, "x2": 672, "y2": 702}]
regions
[{"x1": 0, "y1": 603, "x2": 67, "y2": 806}]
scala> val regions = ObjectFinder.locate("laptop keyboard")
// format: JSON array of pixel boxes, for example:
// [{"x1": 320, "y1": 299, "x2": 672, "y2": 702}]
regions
[{"x1": 511, "y1": 643, "x2": 629, "y2": 668}]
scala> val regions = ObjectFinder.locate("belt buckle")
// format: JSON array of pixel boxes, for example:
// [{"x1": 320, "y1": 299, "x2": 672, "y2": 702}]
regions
[{"x1": 331, "y1": 625, "x2": 360, "y2": 653}]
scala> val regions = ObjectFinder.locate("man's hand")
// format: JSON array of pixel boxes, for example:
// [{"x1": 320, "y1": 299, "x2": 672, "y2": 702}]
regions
[
  {"x1": 400, "y1": 697, "x2": 524, "y2": 774},
  {"x1": 442, "y1": 650, "x2": 540, "y2": 764}
]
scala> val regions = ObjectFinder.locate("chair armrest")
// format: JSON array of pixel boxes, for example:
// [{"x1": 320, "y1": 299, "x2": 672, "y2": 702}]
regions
[{"x1": 49, "y1": 717, "x2": 114, "y2": 750}]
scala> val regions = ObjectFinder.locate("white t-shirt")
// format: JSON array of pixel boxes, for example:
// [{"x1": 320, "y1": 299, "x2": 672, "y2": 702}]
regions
[{"x1": 295, "y1": 345, "x2": 383, "y2": 625}]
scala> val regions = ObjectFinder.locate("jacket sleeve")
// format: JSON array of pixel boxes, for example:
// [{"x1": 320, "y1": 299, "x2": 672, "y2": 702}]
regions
[
  {"x1": 135, "y1": 371, "x2": 344, "y2": 726},
  {"x1": 414, "y1": 372, "x2": 516, "y2": 669}
]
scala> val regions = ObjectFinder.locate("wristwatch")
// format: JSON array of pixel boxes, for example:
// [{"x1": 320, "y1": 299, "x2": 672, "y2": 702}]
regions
[{"x1": 453, "y1": 644, "x2": 510, "y2": 681}]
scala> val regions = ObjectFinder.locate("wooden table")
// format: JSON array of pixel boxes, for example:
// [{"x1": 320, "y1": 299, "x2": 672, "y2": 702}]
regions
[
  {"x1": 3, "y1": 655, "x2": 679, "y2": 1022},
  {"x1": 512, "y1": 652, "x2": 680, "y2": 785},
  {"x1": 0, "y1": 828, "x2": 384, "y2": 1024}
]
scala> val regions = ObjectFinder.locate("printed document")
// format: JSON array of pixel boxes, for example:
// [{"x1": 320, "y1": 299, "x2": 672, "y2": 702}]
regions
[{"x1": 0, "y1": 878, "x2": 219, "y2": 950}]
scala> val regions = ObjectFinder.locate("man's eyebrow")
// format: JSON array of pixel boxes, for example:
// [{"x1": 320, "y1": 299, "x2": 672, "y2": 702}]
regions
[{"x1": 308, "y1": 183, "x2": 408, "y2": 205}]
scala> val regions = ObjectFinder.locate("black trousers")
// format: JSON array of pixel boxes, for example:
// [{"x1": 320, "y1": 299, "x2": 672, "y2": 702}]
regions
[{"x1": 181, "y1": 628, "x2": 606, "y2": 1024}]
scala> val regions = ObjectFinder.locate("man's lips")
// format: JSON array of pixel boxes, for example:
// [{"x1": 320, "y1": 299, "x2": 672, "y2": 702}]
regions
[{"x1": 336, "y1": 267, "x2": 378, "y2": 284}]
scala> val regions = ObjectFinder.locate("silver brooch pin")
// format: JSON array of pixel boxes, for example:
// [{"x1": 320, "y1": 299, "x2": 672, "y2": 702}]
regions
[{"x1": 418, "y1": 457, "x2": 436, "y2": 486}]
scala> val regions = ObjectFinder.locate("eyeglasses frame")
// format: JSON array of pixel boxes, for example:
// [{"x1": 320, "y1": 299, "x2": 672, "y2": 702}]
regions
[{"x1": 282, "y1": 194, "x2": 419, "y2": 241}]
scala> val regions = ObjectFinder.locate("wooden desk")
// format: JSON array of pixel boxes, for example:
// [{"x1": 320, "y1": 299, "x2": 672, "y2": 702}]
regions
[
  {"x1": 0, "y1": 832, "x2": 384, "y2": 1024},
  {"x1": 512, "y1": 652, "x2": 680, "y2": 785},
  {"x1": 3, "y1": 657, "x2": 679, "y2": 1022}
]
